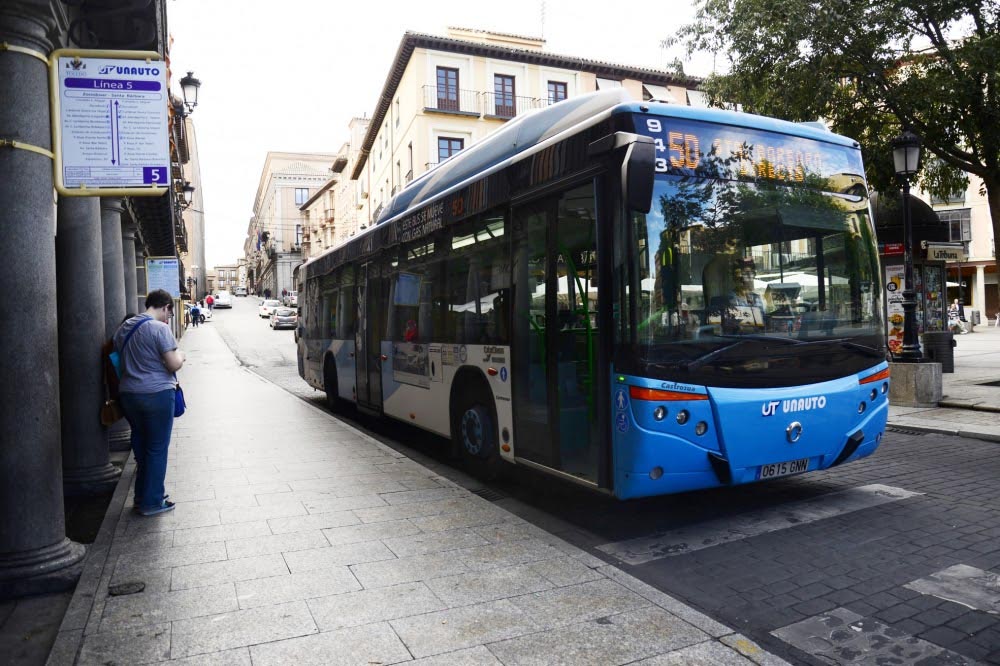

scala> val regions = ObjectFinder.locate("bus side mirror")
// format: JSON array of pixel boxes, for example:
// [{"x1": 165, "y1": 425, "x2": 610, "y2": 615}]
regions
[{"x1": 588, "y1": 132, "x2": 655, "y2": 214}]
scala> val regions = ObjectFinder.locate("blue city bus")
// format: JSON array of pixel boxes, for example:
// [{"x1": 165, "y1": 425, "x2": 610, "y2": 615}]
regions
[{"x1": 298, "y1": 89, "x2": 889, "y2": 499}]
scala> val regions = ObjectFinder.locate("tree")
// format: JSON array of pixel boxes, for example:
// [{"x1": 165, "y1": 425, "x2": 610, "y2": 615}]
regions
[{"x1": 674, "y1": 0, "x2": 1000, "y2": 297}]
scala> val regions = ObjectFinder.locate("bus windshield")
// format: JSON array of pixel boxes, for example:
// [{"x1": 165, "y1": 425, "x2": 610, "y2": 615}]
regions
[{"x1": 629, "y1": 175, "x2": 885, "y2": 388}]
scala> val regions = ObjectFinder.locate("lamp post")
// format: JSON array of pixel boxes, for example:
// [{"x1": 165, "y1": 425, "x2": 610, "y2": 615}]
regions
[{"x1": 892, "y1": 129, "x2": 923, "y2": 362}]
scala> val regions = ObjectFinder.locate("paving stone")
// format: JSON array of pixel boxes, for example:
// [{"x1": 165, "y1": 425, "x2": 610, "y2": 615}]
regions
[
  {"x1": 425, "y1": 565, "x2": 554, "y2": 607},
  {"x1": 404, "y1": 645, "x2": 502, "y2": 665},
  {"x1": 719, "y1": 634, "x2": 795, "y2": 666},
  {"x1": 352, "y1": 497, "x2": 484, "y2": 524},
  {"x1": 381, "y1": 487, "x2": 467, "y2": 505},
  {"x1": 487, "y1": 606, "x2": 707, "y2": 666},
  {"x1": 632, "y1": 640, "x2": 756, "y2": 665},
  {"x1": 320, "y1": 518, "x2": 420, "y2": 545},
  {"x1": 172, "y1": 521, "x2": 272, "y2": 547},
  {"x1": 472, "y1": 521, "x2": 551, "y2": 544},
  {"x1": 235, "y1": 566, "x2": 361, "y2": 609},
  {"x1": 224, "y1": 531, "x2": 330, "y2": 560},
  {"x1": 383, "y1": 527, "x2": 490, "y2": 557},
  {"x1": 390, "y1": 598, "x2": 539, "y2": 658},
  {"x1": 77, "y1": 622, "x2": 171, "y2": 665},
  {"x1": 350, "y1": 550, "x2": 470, "y2": 589},
  {"x1": 771, "y1": 606, "x2": 975, "y2": 665},
  {"x1": 113, "y1": 542, "x2": 228, "y2": 578},
  {"x1": 170, "y1": 553, "x2": 289, "y2": 591},
  {"x1": 525, "y1": 556, "x2": 605, "y2": 587},
  {"x1": 453, "y1": 538, "x2": 564, "y2": 572},
  {"x1": 266, "y1": 510, "x2": 360, "y2": 535},
  {"x1": 219, "y1": 503, "x2": 308, "y2": 524},
  {"x1": 152, "y1": 647, "x2": 252, "y2": 665},
  {"x1": 508, "y1": 578, "x2": 650, "y2": 628},
  {"x1": 300, "y1": 494, "x2": 387, "y2": 514},
  {"x1": 100, "y1": 583, "x2": 238, "y2": 630},
  {"x1": 307, "y1": 581, "x2": 446, "y2": 631},
  {"x1": 409, "y1": 510, "x2": 514, "y2": 533},
  {"x1": 248, "y1": 622, "x2": 411, "y2": 666},
  {"x1": 169, "y1": 600, "x2": 317, "y2": 659},
  {"x1": 282, "y1": 540, "x2": 396, "y2": 573}
]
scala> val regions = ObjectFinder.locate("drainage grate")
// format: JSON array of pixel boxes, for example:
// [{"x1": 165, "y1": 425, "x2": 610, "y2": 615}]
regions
[
  {"x1": 470, "y1": 487, "x2": 507, "y2": 502},
  {"x1": 886, "y1": 426, "x2": 927, "y2": 436}
]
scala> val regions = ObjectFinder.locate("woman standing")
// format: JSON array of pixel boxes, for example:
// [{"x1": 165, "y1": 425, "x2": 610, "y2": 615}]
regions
[{"x1": 114, "y1": 289, "x2": 186, "y2": 515}]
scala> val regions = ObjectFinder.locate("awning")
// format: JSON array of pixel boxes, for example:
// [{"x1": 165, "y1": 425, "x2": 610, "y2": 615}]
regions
[{"x1": 643, "y1": 83, "x2": 676, "y2": 103}]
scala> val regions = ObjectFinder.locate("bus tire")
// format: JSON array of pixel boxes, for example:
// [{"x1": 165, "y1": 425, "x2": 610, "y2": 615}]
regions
[
  {"x1": 452, "y1": 383, "x2": 501, "y2": 478},
  {"x1": 323, "y1": 356, "x2": 340, "y2": 412}
]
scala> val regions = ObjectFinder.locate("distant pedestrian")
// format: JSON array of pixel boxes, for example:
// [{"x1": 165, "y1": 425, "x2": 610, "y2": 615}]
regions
[
  {"x1": 264, "y1": 288, "x2": 272, "y2": 300},
  {"x1": 190, "y1": 303, "x2": 201, "y2": 327},
  {"x1": 205, "y1": 294, "x2": 214, "y2": 311},
  {"x1": 113, "y1": 289, "x2": 185, "y2": 516}
]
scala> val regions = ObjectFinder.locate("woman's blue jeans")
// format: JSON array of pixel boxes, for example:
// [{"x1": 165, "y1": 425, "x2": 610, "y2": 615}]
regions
[{"x1": 119, "y1": 389, "x2": 175, "y2": 510}]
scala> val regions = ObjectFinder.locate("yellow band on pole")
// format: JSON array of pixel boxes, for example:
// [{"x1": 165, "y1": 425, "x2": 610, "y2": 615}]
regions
[
  {"x1": 0, "y1": 139, "x2": 54, "y2": 160},
  {"x1": 0, "y1": 42, "x2": 49, "y2": 65}
]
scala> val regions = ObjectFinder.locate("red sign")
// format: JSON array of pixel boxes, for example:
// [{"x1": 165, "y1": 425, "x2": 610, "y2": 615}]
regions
[{"x1": 881, "y1": 243, "x2": 905, "y2": 256}]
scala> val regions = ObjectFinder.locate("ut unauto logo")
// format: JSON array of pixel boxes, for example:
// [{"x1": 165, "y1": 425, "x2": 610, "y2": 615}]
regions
[
  {"x1": 761, "y1": 400, "x2": 781, "y2": 417},
  {"x1": 98, "y1": 65, "x2": 116, "y2": 75}
]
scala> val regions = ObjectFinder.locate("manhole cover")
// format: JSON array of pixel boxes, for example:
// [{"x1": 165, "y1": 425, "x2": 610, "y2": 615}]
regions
[{"x1": 108, "y1": 581, "x2": 145, "y2": 596}]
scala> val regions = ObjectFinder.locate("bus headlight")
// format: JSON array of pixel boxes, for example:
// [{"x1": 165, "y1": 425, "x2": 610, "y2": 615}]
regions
[
  {"x1": 676, "y1": 410, "x2": 689, "y2": 425},
  {"x1": 695, "y1": 421, "x2": 708, "y2": 436},
  {"x1": 858, "y1": 401, "x2": 867, "y2": 414},
  {"x1": 653, "y1": 406, "x2": 667, "y2": 421}
]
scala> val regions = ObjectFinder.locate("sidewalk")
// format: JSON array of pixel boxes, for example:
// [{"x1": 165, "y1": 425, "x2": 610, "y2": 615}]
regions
[
  {"x1": 889, "y1": 323, "x2": 1000, "y2": 441},
  {"x1": 48, "y1": 324, "x2": 787, "y2": 665}
]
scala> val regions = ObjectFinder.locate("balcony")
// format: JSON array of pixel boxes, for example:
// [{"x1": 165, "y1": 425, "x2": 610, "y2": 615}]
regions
[
  {"x1": 482, "y1": 92, "x2": 542, "y2": 119},
  {"x1": 422, "y1": 85, "x2": 481, "y2": 116}
]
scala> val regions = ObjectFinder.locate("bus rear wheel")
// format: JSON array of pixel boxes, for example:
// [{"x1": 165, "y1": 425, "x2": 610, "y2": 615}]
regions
[{"x1": 453, "y1": 391, "x2": 501, "y2": 478}]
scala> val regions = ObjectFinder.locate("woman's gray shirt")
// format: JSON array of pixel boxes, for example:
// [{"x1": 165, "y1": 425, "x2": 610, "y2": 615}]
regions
[{"x1": 114, "y1": 315, "x2": 178, "y2": 394}]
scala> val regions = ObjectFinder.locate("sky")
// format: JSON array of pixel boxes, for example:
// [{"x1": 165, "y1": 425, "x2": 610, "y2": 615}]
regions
[{"x1": 166, "y1": 0, "x2": 712, "y2": 267}]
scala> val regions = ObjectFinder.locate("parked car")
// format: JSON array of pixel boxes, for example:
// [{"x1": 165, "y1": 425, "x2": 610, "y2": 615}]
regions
[
  {"x1": 269, "y1": 307, "x2": 297, "y2": 330},
  {"x1": 282, "y1": 291, "x2": 298, "y2": 307},
  {"x1": 214, "y1": 291, "x2": 233, "y2": 308},
  {"x1": 259, "y1": 299, "x2": 282, "y2": 318},
  {"x1": 234, "y1": 286, "x2": 248, "y2": 297}
]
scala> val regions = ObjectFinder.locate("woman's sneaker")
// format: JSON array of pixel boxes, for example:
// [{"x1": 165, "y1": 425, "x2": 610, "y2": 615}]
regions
[{"x1": 139, "y1": 500, "x2": 175, "y2": 516}]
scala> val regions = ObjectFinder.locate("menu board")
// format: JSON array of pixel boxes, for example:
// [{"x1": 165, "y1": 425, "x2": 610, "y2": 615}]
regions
[
  {"x1": 884, "y1": 265, "x2": 905, "y2": 355},
  {"x1": 922, "y1": 265, "x2": 944, "y2": 332}
]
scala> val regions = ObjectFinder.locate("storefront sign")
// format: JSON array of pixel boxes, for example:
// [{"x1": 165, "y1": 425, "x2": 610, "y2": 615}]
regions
[
  {"x1": 880, "y1": 243, "x2": 905, "y2": 256},
  {"x1": 926, "y1": 243, "x2": 967, "y2": 262}
]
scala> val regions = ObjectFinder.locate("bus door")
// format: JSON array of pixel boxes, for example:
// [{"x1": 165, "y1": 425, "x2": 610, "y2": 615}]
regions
[
  {"x1": 355, "y1": 261, "x2": 387, "y2": 413},
  {"x1": 512, "y1": 182, "x2": 603, "y2": 485}
]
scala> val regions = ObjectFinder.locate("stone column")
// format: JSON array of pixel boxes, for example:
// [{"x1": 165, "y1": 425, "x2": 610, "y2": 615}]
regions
[
  {"x1": 101, "y1": 198, "x2": 130, "y2": 448},
  {"x1": 121, "y1": 219, "x2": 139, "y2": 316},
  {"x1": 57, "y1": 197, "x2": 121, "y2": 495},
  {"x1": 0, "y1": 0, "x2": 86, "y2": 598},
  {"x1": 975, "y1": 264, "x2": 986, "y2": 316},
  {"x1": 101, "y1": 198, "x2": 127, "y2": 337}
]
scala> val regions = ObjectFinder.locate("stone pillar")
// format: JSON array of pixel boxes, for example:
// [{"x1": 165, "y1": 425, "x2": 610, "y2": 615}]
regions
[
  {"x1": 121, "y1": 219, "x2": 138, "y2": 316},
  {"x1": 101, "y1": 198, "x2": 131, "y2": 448},
  {"x1": 101, "y1": 198, "x2": 127, "y2": 337},
  {"x1": 57, "y1": 197, "x2": 121, "y2": 495},
  {"x1": 0, "y1": 0, "x2": 86, "y2": 598},
  {"x1": 975, "y1": 264, "x2": 986, "y2": 316}
]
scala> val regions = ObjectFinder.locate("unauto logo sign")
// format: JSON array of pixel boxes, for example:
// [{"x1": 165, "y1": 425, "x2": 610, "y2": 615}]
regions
[{"x1": 98, "y1": 65, "x2": 160, "y2": 76}]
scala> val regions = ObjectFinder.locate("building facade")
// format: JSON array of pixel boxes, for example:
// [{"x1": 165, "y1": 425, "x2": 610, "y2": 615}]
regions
[
  {"x1": 922, "y1": 175, "x2": 997, "y2": 318},
  {"x1": 245, "y1": 152, "x2": 337, "y2": 297},
  {"x1": 349, "y1": 28, "x2": 701, "y2": 231},
  {"x1": 214, "y1": 264, "x2": 240, "y2": 292}
]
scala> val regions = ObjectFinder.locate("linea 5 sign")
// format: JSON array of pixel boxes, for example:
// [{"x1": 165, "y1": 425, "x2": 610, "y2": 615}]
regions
[{"x1": 50, "y1": 49, "x2": 169, "y2": 197}]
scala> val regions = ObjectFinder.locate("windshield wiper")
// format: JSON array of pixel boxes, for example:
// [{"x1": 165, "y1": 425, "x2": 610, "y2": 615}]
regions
[{"x1": 788, "y1": 337, "x2": 883, "y2": 356}]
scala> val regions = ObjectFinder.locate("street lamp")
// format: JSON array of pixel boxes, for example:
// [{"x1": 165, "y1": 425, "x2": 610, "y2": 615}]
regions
[
  {"x1": 892, "y1": 129, "x2": 923, "y2": 362},
  {"x1": 179, "y1": 71, "x2": 201, "y2": 114},
  {"x1": 182, "y1": 181, "x2": 195, "y2": 207}
]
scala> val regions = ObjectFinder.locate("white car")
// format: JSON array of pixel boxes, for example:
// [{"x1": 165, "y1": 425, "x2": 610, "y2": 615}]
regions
[
  {"x1": 214, "y1": 291, "x2": 233, "y2": 308},
  {"x1": 259, "y1": 299, "x2": 282, "y2": 318}
]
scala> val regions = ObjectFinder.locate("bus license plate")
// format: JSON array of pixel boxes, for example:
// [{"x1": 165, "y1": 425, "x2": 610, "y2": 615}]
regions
[{"x1": 758, "y1": 458, "x2": 809, "y2": 480}]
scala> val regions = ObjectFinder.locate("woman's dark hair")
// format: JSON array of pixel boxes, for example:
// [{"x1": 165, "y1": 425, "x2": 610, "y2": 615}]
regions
[{"x1": 145, "y1": 289, "x2": 173, "y2": 309}]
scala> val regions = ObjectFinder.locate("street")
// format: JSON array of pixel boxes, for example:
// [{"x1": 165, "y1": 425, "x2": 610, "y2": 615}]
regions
[{"x1": 210, "y1": 297, "x2": 1000, "y2": 665}]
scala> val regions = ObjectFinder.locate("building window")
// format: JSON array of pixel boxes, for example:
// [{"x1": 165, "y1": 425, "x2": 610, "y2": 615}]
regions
[
  {"x1": 394, "y1": 98, "x2": 400, "y2": 126},
  {"x1": 295, "y1": 188, "x2": 309, "y2": 205},
  {"x1": 295, "y1": 225, "x2": 303, "y2": 247},
  {"x1": 438, "y1": 137, "x2": 464, "y2": 163},
  {"x1": 938, "y1": 208, "x2": 971, "y2": 243},
  {"x1": 436, "y1": 67, "x2": 459, "y2": 111},
  {"x1": 547, "y1": 81, "x2": 567, "y2": 104},
  {"x1": 494, "y1": 74, "x2": 516, "y2": 117}
]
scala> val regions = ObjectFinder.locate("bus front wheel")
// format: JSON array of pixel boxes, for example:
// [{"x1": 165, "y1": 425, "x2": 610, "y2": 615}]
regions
[{"x1": 452, "y1": 390, "x2": 500, "y2": 477}]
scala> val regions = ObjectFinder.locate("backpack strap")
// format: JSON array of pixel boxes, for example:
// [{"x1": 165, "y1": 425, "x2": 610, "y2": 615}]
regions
[{"x1": 119, "y1": 316, "x2": 153, "y2": 373}]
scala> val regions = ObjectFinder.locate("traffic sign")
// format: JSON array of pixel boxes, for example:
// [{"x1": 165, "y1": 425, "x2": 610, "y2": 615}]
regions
[{"x1": 49, "y1": 49, "x2": 170, "y2": 197}]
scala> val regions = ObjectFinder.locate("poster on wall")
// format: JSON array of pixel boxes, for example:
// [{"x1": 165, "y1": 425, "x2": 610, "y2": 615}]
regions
[{"x1": 884, "y1": 265, "x2": 905, "y2": 355}]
